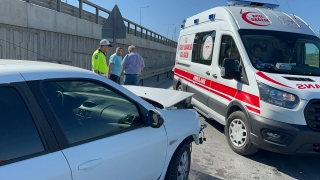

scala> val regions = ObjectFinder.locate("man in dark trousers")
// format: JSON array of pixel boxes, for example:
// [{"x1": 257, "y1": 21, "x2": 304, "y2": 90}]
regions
[
  {"x1": 121, "y1": 45, "x2": 145, "y2": 85},
  {"x1": 108, "y1": 47, "x2": 123, "y2": 84}
]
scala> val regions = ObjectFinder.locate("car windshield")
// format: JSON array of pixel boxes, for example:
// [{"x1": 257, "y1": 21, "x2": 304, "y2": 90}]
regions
[
  {"x1": 57, "y1": 81, "x2": 118, "y2": 96},
  {"x1": 239, "y1": 29, "x2": 320, "y2": 76}
]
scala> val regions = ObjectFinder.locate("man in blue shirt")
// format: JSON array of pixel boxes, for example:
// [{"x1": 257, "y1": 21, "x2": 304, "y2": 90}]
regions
[
  {"x1": 108, "y1": 47, "x2": 123, "y2": 84},
  {"x1": 122, "y1": 45, "x2": 145, "y2": 85}
]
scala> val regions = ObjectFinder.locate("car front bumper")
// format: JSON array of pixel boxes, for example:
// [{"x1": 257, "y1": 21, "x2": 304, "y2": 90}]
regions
[{"x1": 249, "y1": 113, "x2": 320, "y2": 155}]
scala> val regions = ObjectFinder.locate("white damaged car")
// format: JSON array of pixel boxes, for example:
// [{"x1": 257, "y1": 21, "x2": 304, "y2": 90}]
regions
[{"x1": 0, "y1": 60, "x2": 205, "y2": 180}]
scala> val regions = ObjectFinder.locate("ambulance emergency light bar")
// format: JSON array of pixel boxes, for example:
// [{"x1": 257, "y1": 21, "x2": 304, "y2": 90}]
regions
[
  {"x1": 181, "y1": 14, "x2": 215, "y2": 29},
  {"x1": 181, "y1": 19, "x2": 186, "y2": 29},
  {"x1": 209, "y1": 14, "x2": 215, "y2": 20},
  {"x1": 227, "y1": 0, "x2": 279, "y2": 9}
]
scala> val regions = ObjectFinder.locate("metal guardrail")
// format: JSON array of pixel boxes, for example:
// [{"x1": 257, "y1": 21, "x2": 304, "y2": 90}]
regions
[
  {"x1": 139, "y1": 66, "x2": 173, "y2": 80},
  {"x1": 22, "y1": 0, "x2": 178, "y2": 48},
  {"x1": 119, "y1": 66, "x2": 174, "y2": 86}
]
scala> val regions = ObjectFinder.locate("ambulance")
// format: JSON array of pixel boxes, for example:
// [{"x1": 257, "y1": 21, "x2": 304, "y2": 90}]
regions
[{"x1": 173, "y1": 0, "x2": 320, "y2": 155}]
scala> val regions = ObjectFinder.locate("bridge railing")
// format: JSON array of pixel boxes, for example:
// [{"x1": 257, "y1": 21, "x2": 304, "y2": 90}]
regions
[
  {"x1": 119, "y1": 66, "x2": 174, "y2": 86},
  {"x1": 22, "y1": 0, "x2": 178, "y2": 48}
]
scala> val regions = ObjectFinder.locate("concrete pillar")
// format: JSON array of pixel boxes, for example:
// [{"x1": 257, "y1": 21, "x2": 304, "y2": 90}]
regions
[
  {"x1": 95, "y1": 8, "x2": 99, "y2": 24},
  {"x1": 79, "y1": 0, "x2": 82, "y2": 19},
  {"x1": 57, "y1": 0, "x2": 61, "y2": 12},
  {"x1": 141, "y1": 28, "x2": 143, "y2": 38},
  {"x1": 135, "y1": 25, "x2": 137, "y2": 36},
  {"x1": 127, "y1": 22, "x2": 130, "y2": 34}
]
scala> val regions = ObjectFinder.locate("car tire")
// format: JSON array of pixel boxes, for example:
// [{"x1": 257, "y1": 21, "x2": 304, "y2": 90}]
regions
[
  {"x1": 225, "y1": 111, "x2": 259, "y2": 155},
  {"x1": 165, "y1": 143, "x2": 191, "y2": 180}
]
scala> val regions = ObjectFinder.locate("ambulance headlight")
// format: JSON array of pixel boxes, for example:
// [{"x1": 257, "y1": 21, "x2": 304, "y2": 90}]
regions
[{"x1": 258, "y1": 82, "x2": 299, "y2": 109}]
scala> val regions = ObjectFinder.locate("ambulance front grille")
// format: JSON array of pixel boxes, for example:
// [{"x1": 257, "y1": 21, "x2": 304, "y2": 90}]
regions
[
  {"x1": 305, "y1": 99, "x2": 320, "y2": 131},
  {"x1": 283, "y1": 77, "x2": 314, "y2": 82}
]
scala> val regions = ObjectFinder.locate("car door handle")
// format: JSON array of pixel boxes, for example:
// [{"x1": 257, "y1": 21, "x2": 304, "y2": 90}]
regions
[
  {"x1": 212, "y1": 74, "x2": 218, "y2": 79},
  {"x1": 78, "y1": 158, "x2": 103, "y2": 171},
  {"x1": 206, "y1": 71, "x2": 210, "y2": 75}
]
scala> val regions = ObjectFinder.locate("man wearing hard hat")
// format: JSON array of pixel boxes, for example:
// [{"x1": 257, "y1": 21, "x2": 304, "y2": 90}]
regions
[{"x1": 92, "y1": 39, "x2": 112, "y2": 77}]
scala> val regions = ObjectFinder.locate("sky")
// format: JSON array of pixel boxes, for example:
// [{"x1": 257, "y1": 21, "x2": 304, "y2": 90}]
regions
[{"x1": 65, "y1": 0, "x2": 320, "y2": 41}]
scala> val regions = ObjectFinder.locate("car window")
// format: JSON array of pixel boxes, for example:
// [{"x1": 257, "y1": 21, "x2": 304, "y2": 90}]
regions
[
  {"x1": 191, "y1": 31, "x2": 216, "y2": 65},
  {"x1": 0, "y1": 87, "x2": 45, "y2": 164},
  {"x1": 219, "y1": 35, "x2": 242, "y2": 67},
  {"x1": 305, "y1": 43, "x2": 319, "y2": 68},
  {"x1": 239, "y1": 29, "x2": 320, "y2": 76},
  {"x1": 40, "y1": 80, "x2": 142, "y2": 145}
]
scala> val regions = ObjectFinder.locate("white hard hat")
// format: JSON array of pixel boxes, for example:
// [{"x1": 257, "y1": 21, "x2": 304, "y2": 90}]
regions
[{"x1": 100, "y1": 39, "x2": 112, "y2": 47}]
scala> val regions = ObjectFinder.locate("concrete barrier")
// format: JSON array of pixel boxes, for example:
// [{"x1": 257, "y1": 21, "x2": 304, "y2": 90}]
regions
[{"x1": 0, "y1": 0, "x2": 176, "y2": 78}]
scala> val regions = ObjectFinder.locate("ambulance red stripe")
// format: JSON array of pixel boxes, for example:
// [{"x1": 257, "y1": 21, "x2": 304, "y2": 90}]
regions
[
  {"x1": 174, "y1": 68, "x2": 260, "y2": 109},
  {"x1": 246, "y1": 105, "x2": 261, "y2": 114},
  {"x1": 256, "y1": 71, "x2": 293, "y2": 89},
  {"x1": 175, "y1": 73, "x2": 233, "y2": 101}
]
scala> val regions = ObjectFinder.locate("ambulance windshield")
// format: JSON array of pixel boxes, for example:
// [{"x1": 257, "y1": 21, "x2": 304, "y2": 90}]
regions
[{"x1": 239, "y1": 29, "x2": 320, "y2": 76}]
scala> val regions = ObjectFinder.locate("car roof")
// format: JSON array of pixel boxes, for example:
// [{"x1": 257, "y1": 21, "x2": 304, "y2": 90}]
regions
[
  {"x1": 0, "y1": 59, "x2": 95, "y2": 82},
  {"x1": 0, "y1": 59, "x2": 87, "y2": 73},
  {"x1": 0, "y1": 59, "x2": 155, "y2": 110}
]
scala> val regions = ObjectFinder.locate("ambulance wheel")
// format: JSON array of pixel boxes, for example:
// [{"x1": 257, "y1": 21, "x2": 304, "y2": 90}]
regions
[
  {"x1": 225, "y1": 111, "x2": 259, "y2": 155},
  {"x1": 177, "y1": 84, "x2": 182, "y2": 91}
]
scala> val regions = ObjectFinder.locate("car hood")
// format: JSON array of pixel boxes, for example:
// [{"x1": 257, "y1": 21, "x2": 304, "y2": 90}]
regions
[{"x1": 123, "y1": 86, "x2": 193, "y2": 108}]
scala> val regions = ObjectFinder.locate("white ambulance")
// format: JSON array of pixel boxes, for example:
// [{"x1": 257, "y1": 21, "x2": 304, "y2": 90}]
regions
[{"x1": 173, "y1": 0, "x2": 320, "y2": 155}]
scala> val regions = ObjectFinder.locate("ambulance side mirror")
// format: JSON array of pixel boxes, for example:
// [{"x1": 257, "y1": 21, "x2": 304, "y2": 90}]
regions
[{"x1": 221, "y1": 58, "x2": 236, "y2": 80}]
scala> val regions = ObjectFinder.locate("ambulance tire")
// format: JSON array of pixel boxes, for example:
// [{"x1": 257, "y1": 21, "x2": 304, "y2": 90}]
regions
[
  {"x1": 177, "y1": 84, "x2": 182, "y2": 91},
  {"x1": 225, "y1": 111, "x2": 259, "y2": 155}
]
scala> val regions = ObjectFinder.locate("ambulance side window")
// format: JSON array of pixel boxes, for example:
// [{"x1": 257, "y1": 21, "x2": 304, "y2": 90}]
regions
[
  {"x1": 219, "y1": 35, "x2": 241, "y2": 67},
  {"x1": 304, "y1": 43, "x2": 320, "y2": 68},
  {"x1": 219, "y1": 35, "x2": 249, "y2": 85},
  {"x1": 191, "y1": 31, "x2": 216, "y2": 65}
]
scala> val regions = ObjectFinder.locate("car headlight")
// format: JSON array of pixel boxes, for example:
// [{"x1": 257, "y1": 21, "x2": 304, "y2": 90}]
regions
[{"x1": 257, "y1": 81, "x2": 299, "y2": 109}]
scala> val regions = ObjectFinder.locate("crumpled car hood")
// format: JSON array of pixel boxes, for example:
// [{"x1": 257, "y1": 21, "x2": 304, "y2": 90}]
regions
[{"x1": 123, "y1": 85, "x2": 193, "y2": 108}]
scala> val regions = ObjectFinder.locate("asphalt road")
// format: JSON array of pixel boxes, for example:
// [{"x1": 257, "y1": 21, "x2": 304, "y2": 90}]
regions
[
  {"x1": 144, "y1": 74, "x2": 320, "y2": 180},
  {"x1": 189, "y1": 116, "x2": 320, "y2": 180}
]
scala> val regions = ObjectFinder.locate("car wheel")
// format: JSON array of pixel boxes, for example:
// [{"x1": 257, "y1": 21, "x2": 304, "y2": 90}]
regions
[
  {"x1": 225, "y1": 111, "x2": 259, "y2": 155},
  {"x1": 165, "y1": 143, "x2": 191, "y2": 180}
]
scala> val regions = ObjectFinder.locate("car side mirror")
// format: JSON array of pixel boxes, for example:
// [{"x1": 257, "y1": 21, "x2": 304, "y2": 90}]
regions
[
  {"x1": 221, "y1": 58, "x2": 237, "y2": 80},
  {"x1": 148, "y1": 110, "x2": 164, "y2": 128}
]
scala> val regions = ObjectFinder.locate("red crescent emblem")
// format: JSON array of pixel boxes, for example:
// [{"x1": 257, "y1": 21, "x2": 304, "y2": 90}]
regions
[{"x1": 242, "y1": 12, "x2": 270, "y2": 26}]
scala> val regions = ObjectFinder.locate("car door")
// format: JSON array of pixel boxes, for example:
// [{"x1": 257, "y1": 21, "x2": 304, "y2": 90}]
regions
[
  {"x1": 32, "y1": 79, "x2": 168, "y2": 180},
  {"x1": 209, "y1": 32, "x2": 251, "y2": 122},
  {"x1": 186, "y1": 31, "x2": 217, "y2": 107},
  {"x1": 0, "y1": 81, "x2": 71, "y2": 180}
]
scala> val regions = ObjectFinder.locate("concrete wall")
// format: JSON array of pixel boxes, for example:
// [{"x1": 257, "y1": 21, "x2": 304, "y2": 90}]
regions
[{"x1": 0, "y1": 0, "x2": 176, "y2": 71}]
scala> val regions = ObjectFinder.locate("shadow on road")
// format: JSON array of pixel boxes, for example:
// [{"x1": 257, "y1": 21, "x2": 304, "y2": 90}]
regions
[
  {"x1": 246, "y1": 149, "x2": 320, "y2": 180},
  {"x1": 189, "y1": 169, "x2": 221, "y2": 180},
  {"x1": 199, "y1": 115, "x2": 320, "y2": 180}
]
